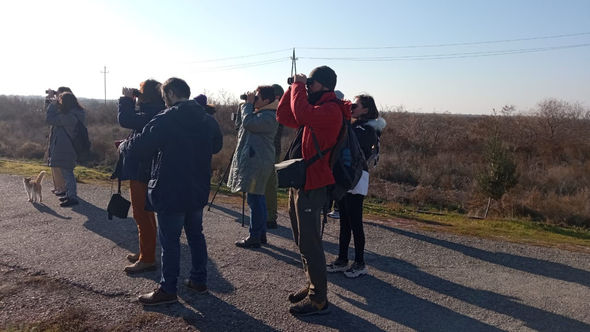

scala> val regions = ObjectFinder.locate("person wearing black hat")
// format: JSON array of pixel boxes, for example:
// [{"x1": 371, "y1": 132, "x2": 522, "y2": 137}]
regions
[{"x1": 276, "y1": 65, "x2": 351, "y2": 316}]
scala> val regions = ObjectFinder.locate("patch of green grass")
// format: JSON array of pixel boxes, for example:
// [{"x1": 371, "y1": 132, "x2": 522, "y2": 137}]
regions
[{"x1": 2, "y1": 159, "x2": 589, "y2": 250}]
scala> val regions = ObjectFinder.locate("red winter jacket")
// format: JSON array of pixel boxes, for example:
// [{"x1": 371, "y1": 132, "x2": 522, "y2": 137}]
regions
[{"x1": 277, "y1": 82, "x2": 351, "y2": 190}]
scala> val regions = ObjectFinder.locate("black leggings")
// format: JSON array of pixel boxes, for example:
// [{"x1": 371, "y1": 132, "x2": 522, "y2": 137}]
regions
[{"x1": 337, "y1": 193, "x2": 365, "y2": 264}]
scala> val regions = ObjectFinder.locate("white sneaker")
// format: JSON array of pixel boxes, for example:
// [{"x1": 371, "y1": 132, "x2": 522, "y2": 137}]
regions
[
  {"x1": 327, "y1": 210, "x2": 340, "y2": 219},
  {"x1": 344, "y1": 262, "x2": 368, "y2": 278},
  {"x1": 326, "y1": 259, "x2": 348, "y2": 273}
]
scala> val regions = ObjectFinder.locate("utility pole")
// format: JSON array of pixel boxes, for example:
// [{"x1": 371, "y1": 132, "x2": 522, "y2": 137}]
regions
[
  {"x1": 290, "y1": 48, "x2": 298, "y2": 77},
  {"x1": 100, "y1": 65, "x2": 109, "y2": 104}
]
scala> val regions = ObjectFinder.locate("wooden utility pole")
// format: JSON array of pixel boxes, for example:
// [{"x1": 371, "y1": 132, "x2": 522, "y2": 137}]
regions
[{"x1": 100, "y1": 65, "x2": 109, "y2": 104}]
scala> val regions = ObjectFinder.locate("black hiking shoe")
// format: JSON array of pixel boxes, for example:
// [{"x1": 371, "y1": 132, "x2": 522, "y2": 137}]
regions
[
  {"x1": 59, "y1": 198, "x2": 79, "y2": 207},
  {"x1": 289, "y1": 297, "x2": 330, "y2": 316},
  {"x1": 184, "y1": 279, "x2": 208, "y2": 294},
  {"x1": 235, "y1": 236, "x2": 261, "y2": 248}
]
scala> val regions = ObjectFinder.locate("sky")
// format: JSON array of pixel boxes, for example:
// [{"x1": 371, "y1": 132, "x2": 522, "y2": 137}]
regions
[{"x1": 0, "y1": 0, "x2": 589, "y2": 114}]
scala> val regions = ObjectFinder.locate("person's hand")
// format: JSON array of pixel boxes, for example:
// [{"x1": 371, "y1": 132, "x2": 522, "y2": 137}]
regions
[
  {"x1": 246, "y1": 91, "x2": 256, "y2": 104},
  {"x1": 122, "y1": 87, "x2": 134, "y2": 99},
  {"x1": 294, "y1": 74, "x2": 307, "y2": 84},
  {"x1": 46, "y1": 89, "x2": 56, "y2": 98}
]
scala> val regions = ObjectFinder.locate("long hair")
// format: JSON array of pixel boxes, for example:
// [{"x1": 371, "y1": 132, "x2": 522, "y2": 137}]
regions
[
  {"x1": 58, "y1": 92, "x2": 83, "y2": 113},
  {"x1": 139, "y1": 79, "x2": 164, "y2": 104},
  {"x1": 355, "y1": 94, "x2": 379, "y2": 121}
]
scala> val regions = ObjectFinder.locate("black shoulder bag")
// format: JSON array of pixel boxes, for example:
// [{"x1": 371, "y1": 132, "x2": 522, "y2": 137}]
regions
[{"x1": 107, "y1": 179, "x2": 131, "y2": 220}]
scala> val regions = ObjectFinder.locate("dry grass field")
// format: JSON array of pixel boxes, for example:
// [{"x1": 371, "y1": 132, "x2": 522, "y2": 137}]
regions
[{"x1": 1, "y1": 95, "x2": 589, "y2": 227}]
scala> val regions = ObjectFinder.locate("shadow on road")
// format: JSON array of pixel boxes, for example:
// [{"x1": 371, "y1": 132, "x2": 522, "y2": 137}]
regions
[
  {"x1": 373, "y1": 223, "x2": 590, "y2": 288},
  {"x1": 70, "y1": 198, "x2": 138, "y2": 253},
  {"x1": 31, "y1": 202, "x2": 71, "y2": 220},
  {"x1": 323, "y1": 223, "x2": 590, "y2": 331}
]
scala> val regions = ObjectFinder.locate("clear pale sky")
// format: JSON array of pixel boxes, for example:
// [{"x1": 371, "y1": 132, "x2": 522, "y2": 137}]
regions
[{"x1": 1, "y1": 0, "x2": 589, "y2": 114}]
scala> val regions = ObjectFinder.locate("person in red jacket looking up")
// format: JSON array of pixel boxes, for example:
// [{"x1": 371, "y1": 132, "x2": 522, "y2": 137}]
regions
[{"x1": 276, "y1": 65, "x2": 351, "y2": 316}]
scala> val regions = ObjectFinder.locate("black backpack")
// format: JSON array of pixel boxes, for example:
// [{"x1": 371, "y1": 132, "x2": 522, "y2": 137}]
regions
[
  {"x1": 328, "y1": 119, "x2": 367, "y2": 201},
  {"x1": 64, "y1": 115, "x2": 91, "y2": 158}
]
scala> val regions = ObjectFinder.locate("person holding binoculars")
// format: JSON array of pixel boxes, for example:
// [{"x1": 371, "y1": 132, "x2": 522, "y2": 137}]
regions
[
  {"x1": 112, "y1": 79, "x2": 166, "y2": 274},
  {"x1": 228, "y1": 86, "x2": 279, "y2": 248}
]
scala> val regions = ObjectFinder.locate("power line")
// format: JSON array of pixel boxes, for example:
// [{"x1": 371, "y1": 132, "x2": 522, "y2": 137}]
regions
[
  {"x1": 298, "y1": 43, "x2": 590, "y2": 61},
  {"x1": 195, "y1": 57, "x2": 290, "y2": 72},
  {"x1": 185, "y1": 48, "x2": 292, "y2": 63},
  {"x1": 298, "y1": 31, "x2": 590, "y2": 50}
]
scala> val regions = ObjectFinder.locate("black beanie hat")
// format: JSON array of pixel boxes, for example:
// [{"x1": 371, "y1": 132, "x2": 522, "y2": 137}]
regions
[{"x1": 309, "y1": 66, "x2": 337, "y2": 90}]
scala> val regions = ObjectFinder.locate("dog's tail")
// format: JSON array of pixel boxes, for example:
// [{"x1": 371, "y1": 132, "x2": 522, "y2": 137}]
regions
[{"x1": 35, "y1": 170, "x2": 47, "y2": 183}]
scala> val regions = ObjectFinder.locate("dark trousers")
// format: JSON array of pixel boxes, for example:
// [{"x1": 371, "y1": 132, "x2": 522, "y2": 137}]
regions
[
  {"x1": 337, "y1": 193, "x2": 365, "y2": 264},
  {"x1": 288, "y1": 187, "x2": 328, "y2": 302}
]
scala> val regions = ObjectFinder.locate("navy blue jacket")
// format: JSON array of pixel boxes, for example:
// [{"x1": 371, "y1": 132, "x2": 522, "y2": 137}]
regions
[
  {"x1": 113, "y1": 97, "x2": 165, "y2": 182},
  {"x1": 123, "y1": 100, "x2": 223, "y2": 214}
]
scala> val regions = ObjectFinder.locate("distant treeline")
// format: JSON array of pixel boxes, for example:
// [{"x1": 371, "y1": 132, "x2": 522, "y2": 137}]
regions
[{"x1": 1, "y1": 95, "x2": 589, "y2": 227}]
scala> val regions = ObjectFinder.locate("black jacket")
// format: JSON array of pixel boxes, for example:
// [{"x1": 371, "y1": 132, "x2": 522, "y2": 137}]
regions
[
  {"x1": 113, "y1": 97, "x2": 165, "y2": 182},
  {"x1": 352, "y1": 119, "x2": 378, "y2": 164},
  {"x1": 123, "y1": 100, "x2": 223, "y2": 214}
]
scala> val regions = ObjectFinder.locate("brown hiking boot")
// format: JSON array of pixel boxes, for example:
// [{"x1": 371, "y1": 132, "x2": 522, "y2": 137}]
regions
[
  {"x1": 288, "y1": 286, "x2": 309, "y2": 303},
  {"x1": 124, "y1": 261, "x2": 156, "y2": 274},
  {"x1": 138, "y1": 288, "x2": 177, "y2": 306},
  {"x1": 126, "y1": 253, "x2": 139, "y2": 263},
  {"x1": 289, "y1": 297, "x2": 330, "y2": 316}
]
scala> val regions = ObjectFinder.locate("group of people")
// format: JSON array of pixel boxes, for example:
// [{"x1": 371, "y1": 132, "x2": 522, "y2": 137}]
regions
[{"x1": 48, "y1": 64, "x2": 385, "y2": 317}]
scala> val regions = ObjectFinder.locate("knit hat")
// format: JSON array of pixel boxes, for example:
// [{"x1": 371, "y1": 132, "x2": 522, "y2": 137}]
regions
[
  {"x1": 309, "y1": 66, "x2": 337, "y2": 90},
  {"x1": 194, "y1": 94, "x2": 207, "y2": 106}
]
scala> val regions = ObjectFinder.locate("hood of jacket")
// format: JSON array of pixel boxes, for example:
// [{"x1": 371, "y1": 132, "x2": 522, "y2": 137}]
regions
[
  {"x1": 366, "y1": 117, "x2": 387, "y2": 132},
  {"x1": 165, "y1": 100, "x2": 209, "y2": 132},
  {"x1": 315, "y1": 91, "x2": 352, "y2": 122}
]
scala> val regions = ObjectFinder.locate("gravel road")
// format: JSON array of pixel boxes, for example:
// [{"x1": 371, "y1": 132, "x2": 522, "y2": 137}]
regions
[{"x1": 1, "y1": 173, "x2": 589, "y2": 331}]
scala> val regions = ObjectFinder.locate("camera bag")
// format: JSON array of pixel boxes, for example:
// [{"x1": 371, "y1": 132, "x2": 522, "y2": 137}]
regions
[
  {"x1": 275, "y1": 127, "x2": 331, "y2": 189},
  {"x1": 107, "y1": 179, "x2": 131, "y2": 220}
]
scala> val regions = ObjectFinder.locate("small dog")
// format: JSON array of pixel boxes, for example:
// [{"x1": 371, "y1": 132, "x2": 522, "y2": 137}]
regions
[{"x1": 23, "y1": 170, "x2": 47, "y2": 203}]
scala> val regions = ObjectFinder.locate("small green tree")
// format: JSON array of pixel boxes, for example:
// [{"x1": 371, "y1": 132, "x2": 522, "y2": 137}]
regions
[{"x1": 477, "y1": 135, "x2": 518, "y2": 218}]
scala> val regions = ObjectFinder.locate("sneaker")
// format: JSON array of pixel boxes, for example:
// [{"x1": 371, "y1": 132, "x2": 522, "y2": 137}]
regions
[
  {"x1": 289, "y1": 297, "x2": 330, "y2": 316},
  {"x1": 344, "y1": 262, "x2": 368, "y2": 278},
  {"x1": 124, "y1": 261, "x2": 157, "y2": 274},
  {"x1": 127, "y1": 253, "x2": 139, "y2": 263},
  {"x1": 59, "y1": 196, "x2": 68, "y2": 202},
  {"x1": 184, "y1": 279, "x2": 208, "y2": 294},
  {"x1": 235, "y1": 236, "x2": 261, "y2": 248},
  {"x1": 59, "y1": 198, "x2": 79, "y2": 207},
  {"x1": 326, "y1": 259, "x2": 348, "y2": 273},
  {"x1": 288, "y1": 286, "x2": 309, "y2": 303},
  {"x1": 54, "y1": 191, "x2": 66, "y2": 196},
  {"x1": 138, "y1": 288, "x2": 177, "y2": 306},
  {"x1": 267, "y1": 219, "x2": 278, "y2": 229},
  {"x1": 327, "y1": 210, "x2": 340, "y2": 219}
]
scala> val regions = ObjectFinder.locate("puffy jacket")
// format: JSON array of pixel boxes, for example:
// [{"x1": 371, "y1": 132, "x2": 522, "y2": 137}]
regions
[
  {"x1": 351, "y1": 119, "x2": 379, "y2": 163},
  {"x1": 46, "y1": 103, "x2": 86, "y2": 169},
  {"x1": 277, "y1": 82, "x2": 351, "y2": 190},
  {"x1": 112, "y1": 97, "x2": 165, "y2": 182},
  {"x1": 227, "y1": 100, "x2": 278, "y2": 194},
  {"x1": 123, "y1": 100, "x2": 223, "y2": 214}
]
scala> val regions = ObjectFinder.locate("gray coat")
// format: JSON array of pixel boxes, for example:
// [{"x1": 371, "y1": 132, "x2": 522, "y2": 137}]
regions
[
  {"x1": 46, "y1": 103, "x2": 86, "y2": 169},
  {"x1": 227, "y1": 101, "x2": 278, "y2": 195}
]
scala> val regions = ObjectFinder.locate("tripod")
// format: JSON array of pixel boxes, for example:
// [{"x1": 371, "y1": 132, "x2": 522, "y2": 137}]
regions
[{"x1": 208, "y1": 155, "x2": 246, "y2": 227}]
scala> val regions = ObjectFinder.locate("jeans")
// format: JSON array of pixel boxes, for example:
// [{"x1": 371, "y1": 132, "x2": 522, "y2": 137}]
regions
[
  {"x1": 247, "y1": 193, "x2": 267, "y2": 240},
  {"x1": 60, "y1": 167, "x2": 77, "y2": 199},
  {"x1": 157, "y1": 209, "x2": 207, "y2": 294}
]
